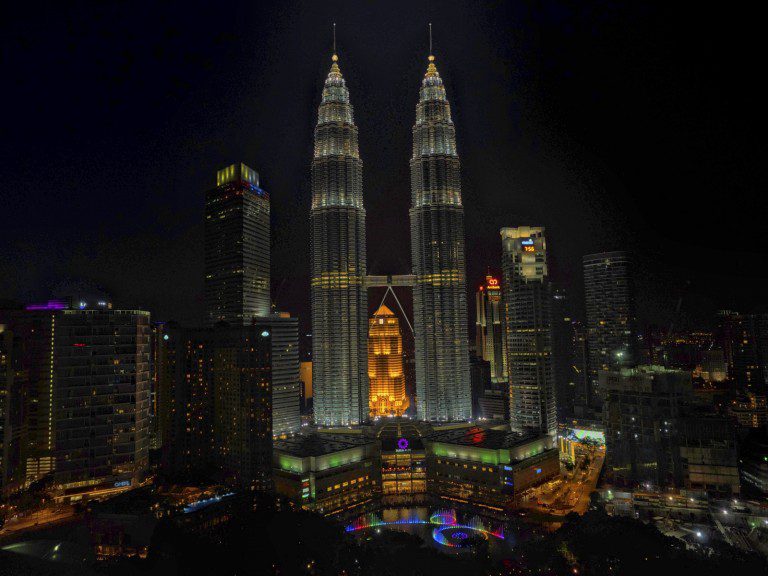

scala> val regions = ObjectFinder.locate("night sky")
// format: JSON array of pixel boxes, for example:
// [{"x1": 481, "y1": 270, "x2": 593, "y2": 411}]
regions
[{"x1": 2, "y1": 1, "x2": 765, "y2": 333}]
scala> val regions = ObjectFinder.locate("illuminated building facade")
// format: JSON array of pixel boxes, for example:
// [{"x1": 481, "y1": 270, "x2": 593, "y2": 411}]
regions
[
  {"x1": 55, "y1": 309, "x2": 151, "y2": 499},
  {"x1": 425, "y1": 427, "x2": 560, "y2": 510},
  {"x1": 376, "y1": 420, "x2": 428, "y2": 500},
  {"x1": 501, "y1": 227, "x2": 557, "y2": 439},
  {"x1": 583, "y1": 251, "x2": 638, "y2": 407},
  {"x1": 311, "y1": 54, "x2": 368, "y2": 426},
  {"x1": 410, "y1": 53, "x2": 471, "y2": 421},
  {"x1": 0, "y1": 304, "x2": 64, "y2": 486},
  {"x1": 273, "y1": 433, "x2": 379, "y2": 515},
  {"x1": 475, "y1": 275, "x2": 507, "y2": 383},
  {"x1": 368, "y1": 305, "x2": 409, "y2": 417},
  {"x1": 205, "y1": 163, "x2": 270, "y2": 326}
]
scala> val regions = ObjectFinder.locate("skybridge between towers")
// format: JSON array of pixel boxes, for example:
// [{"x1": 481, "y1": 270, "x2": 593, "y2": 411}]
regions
[{"x1": 365, "y1": 275, "x2": 416, "y2": 335}]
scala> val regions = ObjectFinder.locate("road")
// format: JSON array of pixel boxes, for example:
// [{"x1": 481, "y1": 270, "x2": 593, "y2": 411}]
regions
[
  {"x1": 0, "y1": 506, "x2": 78, "y2": 538},
  {"x1": 518, "y1": 448, "x2": 605, "y2": 517}
]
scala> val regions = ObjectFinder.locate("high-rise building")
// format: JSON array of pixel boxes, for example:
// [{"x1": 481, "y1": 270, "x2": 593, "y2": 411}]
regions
[
  {"x1": 205, "y1": 163, "x2": 270, "y2": 326},
  {"x1": 501, "y1": 227, "x2": 557, "y2": 439},
  {"x1": 55, "y1": 309, "x2": 151, "y2": 498},
  {"x1": 368, "y1": 305, "x2": 409, "y2": 418},
  {"x1": 213, "y1": 324, "x2": 273, "y2": 491},
  {"x1": 310, "y1": 54, "x2": 368, "y2": 426},
  {"x1": 269, "y1": 313, "x2": 301, "y2": 437},
  {"x1": 551, "y1": 288, "x2": 574, "y2": 418},
  {"x1": 583, "y1": 251, "x2": 637, "y2": 407},
  {"x1": 162, "y1": 323, "x2": 274, "y2": 490},
  {"x1": 469, "y1": 353, "x2": 492, "y2": 419},
  {"x1": 475, "y1": 274, "x2": 508, "y2": 383},
  {"x1": 570, "y1": 320, "x2": 590, "y2": 416},
  {"x1": 0, "y1": 301, "x2": 68, "y2": 485},
  {"x1": 162, "y1": 326, "x2": 216, "y2": 478},
  {"x1": 717, "y1": 311, "x2": 768, "y2": 392},
  {"x1": 0, "y1": 325, "x2": 23, "y2": 492},
  {"x1": 410, "y1": 53, "x2": 471, "y2": 422}
]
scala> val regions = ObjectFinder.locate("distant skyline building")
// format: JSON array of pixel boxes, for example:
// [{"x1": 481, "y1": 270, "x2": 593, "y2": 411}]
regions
[
  {"x1": 205, "y1": 163, "x2": 270, "y2": 326},
  {"x1": 583, "y1": 251, "x2": 637, "y2": 408},
  {"x1": 410, "y1": 53, "x2": 471, "y2": 421},
  {"x1": 310, "y1": 54, "x2": 368, "y2": 426},
  {"x1": 269, "y1": 312, "x2": 301, "y2": 437},
  {"x1": 475, "y1": 274, "x2": 508, "y2": 383},
  {"x1": 368, "y1": 305, "x2": 409, "y2": 418},
  {"x1": 55, "y1": 309, "x2": 151, "y2": 497},
  {"x1": 501, "y1": 227, "x2": 557, "y2": 439}
]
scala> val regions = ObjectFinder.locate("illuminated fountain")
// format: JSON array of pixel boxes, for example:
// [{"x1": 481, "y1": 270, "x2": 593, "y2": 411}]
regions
[{"x1": 345, "y1": 508, "x2": 504, "y2": 549}]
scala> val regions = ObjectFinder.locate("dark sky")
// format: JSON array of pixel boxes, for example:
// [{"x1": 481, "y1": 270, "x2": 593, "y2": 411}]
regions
[{"x1": 2, "y1": 1, "x2": 766, "y2": 333}]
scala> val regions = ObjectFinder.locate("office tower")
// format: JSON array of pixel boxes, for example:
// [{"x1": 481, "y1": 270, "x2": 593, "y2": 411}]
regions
[
  {"x1": 475, "y1": 274, "x2": 508, "y2": 383},
  {"x1": 163, "y1": 324, "x2": 274, "y2": 489},
  {"x1": 55, "y1": 309, "x2": 151, "y2": 496},
  {"x1": 368, "y1": 305, "x2": 409, "y2": 418},
  {"x1": 1, "y1": 326, "x2": 23, "y2": 491},
  {"x1": 583, "y1": 251, "x2": 637, "y2": 407},
  {"x1": 0, "y1": 301, "x2": 68, "y2": 485},
  {"x1": 213, "y1": 324, "x2": 273, "y2": 491},
  {"x1": 310, "y1": 53, "x2": 368, "y2": 427},
  {"x1": 162, "y1": 326, "x2": 216, "y2": 477},
  {"x1": 551, "y1": 288, "x2": 574, "y2": 418},
  {"x1": 570, "y1": 320, "x2": 590, "y2": 415},
  {"x1": 469, "y1": 353, "x2": 492, "y2": 419},
  {"x1": 718, "y1": 311, "x2": 768, "y2": 392},
  {"x1": 205, "y1": 162, "x2": 270, "y2": 326},
  {"x1": 269, "y1": 312, "x2": 301, "y2": 436},
  {"x1": 410, "y1": 52, "x2": 471, "y2": 421},
  {"x1": 152, "y1": 322, "x2": 173, "y2": 453},
  {"x1": 501, "y1": 227, "x2": 557, "y2": 439}
]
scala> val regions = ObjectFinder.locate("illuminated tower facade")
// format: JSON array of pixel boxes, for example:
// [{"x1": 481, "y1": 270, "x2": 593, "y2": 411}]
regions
[
  {"x1": 475, "y1": 274, "x2": 508, "y2": 383},
  {"x1": 311, "y1": 54, "x2": 368, "y2": 426},
  {"x1": 410, "y1": 53, "x2": 471, "y2": 421},
  {"x1": 205, "y1": 163, "x2": 270, "y2": 326},
  {"x1": 501, "y1": 227, "x2": 557, "y2": 439},
  {"x1": 368, "y1": 305, "x2": 409, "y2": 417}
]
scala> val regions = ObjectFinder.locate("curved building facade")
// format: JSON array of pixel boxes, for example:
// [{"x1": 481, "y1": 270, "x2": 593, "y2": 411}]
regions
[
  {"x1": 410, "y1": 55, "x2": 471, "y2": 421},
  {"x1": 311, "y1": 55, "x2": 368, "y2": 426}
]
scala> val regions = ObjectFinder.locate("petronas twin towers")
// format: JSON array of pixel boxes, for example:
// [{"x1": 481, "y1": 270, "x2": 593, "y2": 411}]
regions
[{"x1": 311, "y1": 50, "x2": 470, "y2": 426}]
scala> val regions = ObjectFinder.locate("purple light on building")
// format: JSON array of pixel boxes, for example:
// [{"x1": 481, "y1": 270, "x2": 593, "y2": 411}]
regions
[{"x1": 25, "y1": 300, "x2": 68, "y2": 311}]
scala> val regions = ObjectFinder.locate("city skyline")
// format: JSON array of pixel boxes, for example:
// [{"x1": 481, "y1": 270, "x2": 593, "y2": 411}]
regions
[
  {"x1": 2, "y1": 4, "x2": 768, "y2": 574},
  {"x1": 3, "y1": 3, "x2": 765, "y2": 332}
]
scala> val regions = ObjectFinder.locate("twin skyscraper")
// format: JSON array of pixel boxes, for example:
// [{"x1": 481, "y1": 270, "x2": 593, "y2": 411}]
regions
[{"x1": 311, "y1": 49, "x2": 471, "y2": 426}]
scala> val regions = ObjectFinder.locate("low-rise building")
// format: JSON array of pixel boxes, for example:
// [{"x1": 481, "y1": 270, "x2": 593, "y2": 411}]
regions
[
  {"x1": 424, "y1": 427, "x2": 559, "y2": 511},
  {"x1": 273, "y1": 433, "x2": 379, "y2": 516}
]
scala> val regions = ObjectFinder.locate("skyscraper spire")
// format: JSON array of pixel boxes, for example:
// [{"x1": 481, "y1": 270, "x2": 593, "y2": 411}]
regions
[
  {"x1": 410, "y1": 40, "x2": 471, "y2": 421},
  {"x1": 310, "y1": 41, "x2": 368, "y2": 426}
]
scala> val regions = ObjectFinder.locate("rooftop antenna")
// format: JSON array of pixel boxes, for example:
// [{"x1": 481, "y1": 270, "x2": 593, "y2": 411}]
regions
[
  {"x1": 429, "y1": 22, "x2": 433, "y2": 58},
  {"x1": 333, "y1": 22, "x2": 337, "y2": 60}
]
